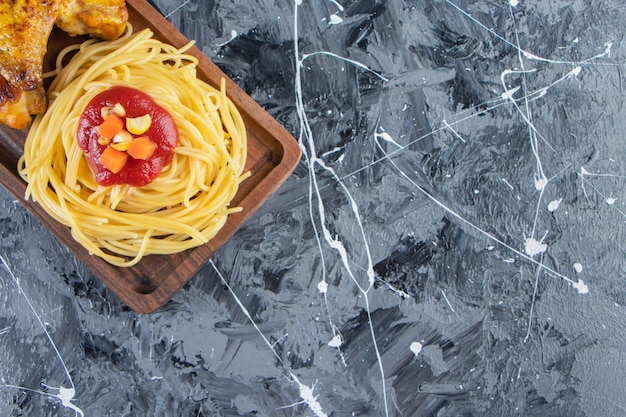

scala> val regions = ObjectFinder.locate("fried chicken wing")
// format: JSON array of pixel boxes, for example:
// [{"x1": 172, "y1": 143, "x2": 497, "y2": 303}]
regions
[{"x1": 0, "y1": 0, "x2": 127, "y2": 130}]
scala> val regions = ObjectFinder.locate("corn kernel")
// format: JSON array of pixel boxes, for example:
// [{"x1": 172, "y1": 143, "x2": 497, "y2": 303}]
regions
[{"x1": 126, "y1": 114, "x2": 152, "y2": 135}]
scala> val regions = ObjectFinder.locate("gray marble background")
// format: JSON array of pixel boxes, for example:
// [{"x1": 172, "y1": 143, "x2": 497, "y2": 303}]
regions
[{"x1": 1, "y1": 0, "x2": 625, "y2": 416}]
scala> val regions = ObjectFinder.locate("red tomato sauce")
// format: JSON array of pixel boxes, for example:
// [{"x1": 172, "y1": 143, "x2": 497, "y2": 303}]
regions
[{"x1": 77, "y1": 86, "x2": 178, "y2": 187}]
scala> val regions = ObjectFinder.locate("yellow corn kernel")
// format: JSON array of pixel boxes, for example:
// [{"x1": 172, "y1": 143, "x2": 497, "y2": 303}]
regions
[{"x1": 126, "y1": 114, "x2": 152, "y2": 135}]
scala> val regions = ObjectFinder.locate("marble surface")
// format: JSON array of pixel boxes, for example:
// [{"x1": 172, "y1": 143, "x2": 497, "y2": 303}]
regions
[{"x1": 1, "y1": 0, "x2": 625, "y2": 415}]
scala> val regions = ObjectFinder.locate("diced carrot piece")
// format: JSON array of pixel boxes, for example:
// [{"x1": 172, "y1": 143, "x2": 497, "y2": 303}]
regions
[
  {"x1": 100, "y1": 146, "x2": 128, "y2": 174},
  {"x1": 127, "y1": 136, "x2": 157, "y2": 160},
  {"x1": 97, "y1": 114, "x2": 124, "y2": 140}
]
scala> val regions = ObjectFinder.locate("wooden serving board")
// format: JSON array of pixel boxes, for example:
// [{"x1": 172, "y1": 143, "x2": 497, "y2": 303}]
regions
[{"x1": 0, "y1": 0, "x2": 301, "y2": 313}]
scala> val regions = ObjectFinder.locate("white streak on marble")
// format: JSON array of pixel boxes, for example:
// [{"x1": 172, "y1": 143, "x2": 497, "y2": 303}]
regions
[
  {"x1": 372, "y1": 134, "x2": 583, "y2": 290},
  {"x1": 449, "y1": 3, "x2": 609, "y2": 303},
  {"x1": 578, "y1": 168, "x2": 626, "y2": 218},
  {"x1": 378, "y1": 280, "x2": 411, "y2": 299},
  {"x1": 502, "y1": 178, "x2": 515, "y2": 191},
  {"x1": 326, "y1": 0, "x2": 344, "y2": 12},
  {"x1": 216, "y1": 30, "x2": 238, "y2": 46},
  {"x1": 446, "y1": 0, "x2": 612, "y2": 65},
  {"x1": 1, "y1": 255, "x2": 83, "y2": 416},
  {"x1": 442, "y1": 119, "x2": 467, "y2": 143},
  {"x1": 209, "y1": 259, "x2": 328, "y2": 417},
  {"x1": 163, "y1": 0, "x2": 191, "y2": 19},
  {"x1": 294, "y1": 1, "x2": 390, "y2": 414},
  {"x1": 441, "y1": 290, "x2": 456, "y2": 313},
  {"x1": 376, "y1": 129, "x2": 404, "y2": 148},
  {"x1": 301, "y1": 51, "x2": 388, "y2": 82},
  {"x1": 524, "y1": 264, "x2": 542, "y2": 343}
]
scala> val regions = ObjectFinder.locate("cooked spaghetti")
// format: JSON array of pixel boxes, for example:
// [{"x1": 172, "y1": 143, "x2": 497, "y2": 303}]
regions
[{"x1": 19, "y1": 26, "x2": 248, "y2": 267}]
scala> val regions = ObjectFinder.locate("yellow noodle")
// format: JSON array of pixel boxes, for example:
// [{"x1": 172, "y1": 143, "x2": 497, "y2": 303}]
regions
[{"x1": 19, "y1": 25, "x2": 247, "y2": 267}]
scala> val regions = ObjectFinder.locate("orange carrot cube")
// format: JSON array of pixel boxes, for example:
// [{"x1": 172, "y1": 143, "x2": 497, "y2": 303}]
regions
[
  {"x1": 127, "y1": 136, "x2": 157, "y2": 160},
  {"x1": 100, "y1": 146, "x2": 128, "y2": 174},
  {"x1": 97, "y1": 114, "x2": 124, "y2": 140}
]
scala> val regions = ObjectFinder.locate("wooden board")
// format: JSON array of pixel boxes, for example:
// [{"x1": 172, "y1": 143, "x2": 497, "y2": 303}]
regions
[{"x1": 0, "y1": 0, "x2": 301, "y2": 313}]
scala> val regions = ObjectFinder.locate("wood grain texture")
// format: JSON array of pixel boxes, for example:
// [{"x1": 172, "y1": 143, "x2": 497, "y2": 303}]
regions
[{"x1": 0, "y1": 0, "x2": 301, "y2": 313}]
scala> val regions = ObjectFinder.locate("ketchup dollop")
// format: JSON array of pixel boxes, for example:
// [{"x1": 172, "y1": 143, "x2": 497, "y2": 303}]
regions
[{"x1": 77, "y1": 86, "x2": 178, "y2": 187}]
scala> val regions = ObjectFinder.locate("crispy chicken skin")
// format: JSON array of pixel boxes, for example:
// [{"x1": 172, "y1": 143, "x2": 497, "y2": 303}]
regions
[{"x1": 0, "y1": 0, "x2": 127, "y2": 130}]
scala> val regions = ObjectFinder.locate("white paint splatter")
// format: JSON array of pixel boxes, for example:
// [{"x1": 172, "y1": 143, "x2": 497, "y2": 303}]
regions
[
  {"x1": 328, "y1": 334, "x2": 343, "y2": 348},
  {"x1": 294, "y1": 377, "x2": 328, "y2": 417},
  {"x1": 375, "y1": 130, "x2": 403, "y2": 148},
  {"x1": 524, "y1": 237, "x2": 548, "y2": 257},
  {"x1": 548, "y1": 198, "x2": 563, "y2": 212},
  {"x1": 329, "y1": 13, "x2": 343, "y2": 25},
  {"x1": 573, "y1": 263, "x2": 583, "y2": 273},
  {"x1": 317, "y1": 280, "x2": 328, "y2": 294},
  {"x1": 606, "y1": 197, "x2": 617, "y2": 205},
  {"x1": 410, "y1": 342, "x2": 423, "y2": 356},
  {"x1": 509, "y1": 0, "x2": 519, "y2": 6},
  {"x1": 58, "y1": 387, "x2": 84, "y2": 417},
  {"x1": 501, "y1": 86, "x2": 520, "y2": 100},
  {"x1": 573, "y1": 279, "x2": 589, "y2": 294},
  {"x1": 534, "y1": 176, "x2": 548, "y2": 191}
]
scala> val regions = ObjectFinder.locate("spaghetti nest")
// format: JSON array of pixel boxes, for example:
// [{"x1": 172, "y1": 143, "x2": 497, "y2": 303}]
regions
[{"x1": 19, "y1": 26, "x2": 248, "y2": 267}]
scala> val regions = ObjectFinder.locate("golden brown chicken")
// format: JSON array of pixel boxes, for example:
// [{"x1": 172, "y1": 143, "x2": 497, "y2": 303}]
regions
[{"x1": 0, "y1": 0, "x2": 127, "y2": 130}]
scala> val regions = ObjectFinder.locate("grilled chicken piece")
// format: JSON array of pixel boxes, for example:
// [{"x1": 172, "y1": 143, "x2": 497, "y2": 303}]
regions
[
  {"x1": 0, "y1": 0, "x2": 127, "y2": 130},
  {"x1": 57, "y1": 0, "x2": 129, "y2": 40},
  {"x1": 0, "y1": 1, "x2": 55, "y2": 129}
]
